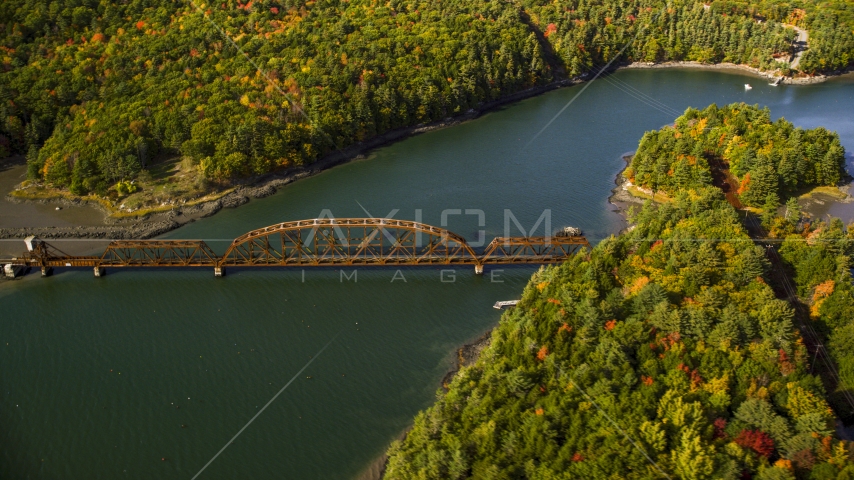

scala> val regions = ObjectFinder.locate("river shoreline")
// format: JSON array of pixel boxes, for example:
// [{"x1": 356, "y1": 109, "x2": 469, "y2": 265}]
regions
[
  {"x1": 620, "y1": 60, "x2": 854, "y2": 84},
  {"x1": 356, "y1": 328, "x2": 494, "y2": 480},
  {"x1": 0, "y1": 77, "x2": 582, "y2": 240},
  {"x1": 4, "y1": 61, "x2": 851, "y2": 241}
]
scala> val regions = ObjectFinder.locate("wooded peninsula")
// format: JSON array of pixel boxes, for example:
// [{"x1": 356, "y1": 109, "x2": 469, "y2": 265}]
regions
[{"x1": 383, "y1": 104, "x2": 853, "y2": 479}]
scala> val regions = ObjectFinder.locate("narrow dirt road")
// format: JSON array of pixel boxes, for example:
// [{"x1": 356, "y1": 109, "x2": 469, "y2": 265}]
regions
[{"x1": 787, "y1": 24, "x2": 809, "y2": 70}]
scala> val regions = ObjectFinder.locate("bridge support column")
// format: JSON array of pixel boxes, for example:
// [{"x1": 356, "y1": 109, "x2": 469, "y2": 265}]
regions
[
  {"x1": 4, "y1": 264, "x2": 23, "y2": 279},
  {"x1": 214, "y1": 266, "x2": 225, "y2": 277},
  {"x1": 94, "y1": 267, "x2": 104, "y2": 277},
  {"x1": 474, "y1": 264, "x2": 484, "y2": 275},
  {"x1": 41, "y1": 266, "x2": 53, "y2": 277}
]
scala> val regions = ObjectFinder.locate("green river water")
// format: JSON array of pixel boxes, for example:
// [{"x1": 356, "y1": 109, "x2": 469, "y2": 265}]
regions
[{"x1": 2, "y1": 69, "x2": 853, "y2": 479}]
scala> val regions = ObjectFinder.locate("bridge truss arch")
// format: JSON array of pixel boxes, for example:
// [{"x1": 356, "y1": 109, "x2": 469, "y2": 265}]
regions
[{"x1": 218, "y1": 218, "x2": 481, "y2": 267}]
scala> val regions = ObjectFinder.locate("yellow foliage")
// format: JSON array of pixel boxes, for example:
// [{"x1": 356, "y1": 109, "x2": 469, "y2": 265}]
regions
[
  {"x1": 702, "y1": 374, "x2": 730, "y2": 396},
  {"x1": 689, "y1": 118, "x2": 708, "y2": 138},
  {"x1": 746, "y1": 379, "x2": 769, "y2": 400},
  {"x1": 786, "y1": 383, "x2": 834, "y2": 420},
  {"x1": 536, "y1": 281, "x2": 549, "y2": 291}
]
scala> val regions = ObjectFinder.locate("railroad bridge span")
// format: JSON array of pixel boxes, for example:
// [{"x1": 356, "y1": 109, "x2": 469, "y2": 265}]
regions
[{"x1": 4, "y1": 218, "x2": 590, "y2": 277}]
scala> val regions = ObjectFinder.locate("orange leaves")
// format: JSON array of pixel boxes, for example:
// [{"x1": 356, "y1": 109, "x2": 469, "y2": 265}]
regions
[
  {"x1": 811, "y1": 280, "x2": 835, "y2": 318},
  {"x1": 738, "y1": 172, "x2": 751, "y2": 195},
  {"x1": 547, "y1": 298, "x2": 561, "y2": 305},
  {"x1": 270, "y1": 6, "x2": 279, "y2": 14},
  {"x1": 571, "y1": 452, "x2": 585, "y2": 462},
  {"x1": 628, "y1": 276, "x2": 649, "y2": 295},
  {"x1": 558, "y1": 323, "x2": 572, "y2": 335},
  {"x1": 813, "y1": 280, "x2": 835, "y2": 300},
  {"x1": 641, "y1": 375, "x2": 654, "y2": 386},
  {"x1": 658, "y1": 332, "x2": 681, "y2": 351},
  {"x1": 536, "y1": 345, "x2": 549, "y2": 361},
  {"x1": 604, "y1": 320, "x2": 617, "y2": 331},
  {"x1": 544, "y1": 23, "x2": 557, "y2": 38},
  {"x1": 535, "y1": 408, "x2": 544, "y2": 415},
  {"x1": 136, "y1": 21, "x2": 146, "y2": 30}
]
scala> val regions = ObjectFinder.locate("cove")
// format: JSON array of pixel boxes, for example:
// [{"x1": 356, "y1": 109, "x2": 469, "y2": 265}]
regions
[{"x1": 1, "y1": 69, "x2": 853, "y2": 479}]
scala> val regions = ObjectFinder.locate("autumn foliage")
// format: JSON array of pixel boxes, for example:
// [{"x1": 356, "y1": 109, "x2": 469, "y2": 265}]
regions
[{"x1": 735, "y1": 430, "x2": 775, "y2": 458}]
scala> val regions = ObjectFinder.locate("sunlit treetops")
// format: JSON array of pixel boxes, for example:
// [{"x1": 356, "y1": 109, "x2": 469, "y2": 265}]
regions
[{"x1": 0, "y1": 0, "x2": 851, "y2": 197}]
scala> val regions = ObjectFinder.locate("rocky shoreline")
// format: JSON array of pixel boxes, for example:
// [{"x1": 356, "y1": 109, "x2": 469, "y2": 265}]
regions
[{"x1": 607, "y1": 153, "x2": 645, "y2": 228}]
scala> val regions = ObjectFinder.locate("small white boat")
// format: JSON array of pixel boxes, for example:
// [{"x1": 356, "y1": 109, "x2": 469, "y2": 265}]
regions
[{"x1": 744, "y1": 84, "x2": 752, "y2": 90}]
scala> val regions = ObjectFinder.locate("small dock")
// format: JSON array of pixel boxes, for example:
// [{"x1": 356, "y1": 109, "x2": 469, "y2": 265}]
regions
[{"x1": 493, "y1": 300, "x2": 519, "y2": 310}]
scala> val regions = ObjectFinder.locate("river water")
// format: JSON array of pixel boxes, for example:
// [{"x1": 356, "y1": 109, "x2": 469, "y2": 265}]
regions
[{"x1": 2, "y1": 69, "x2": 853, "y2": 479}]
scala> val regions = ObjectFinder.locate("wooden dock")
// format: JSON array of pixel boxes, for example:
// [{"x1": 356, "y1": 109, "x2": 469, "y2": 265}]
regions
[{"x1": 493, "y1": 300, "x2": 519, "y2": 309}]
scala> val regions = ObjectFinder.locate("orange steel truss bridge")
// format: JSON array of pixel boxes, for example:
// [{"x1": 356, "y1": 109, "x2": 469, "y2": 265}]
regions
[{"x1": 5, "y1": 218, "x2": 590, "y2": 277}]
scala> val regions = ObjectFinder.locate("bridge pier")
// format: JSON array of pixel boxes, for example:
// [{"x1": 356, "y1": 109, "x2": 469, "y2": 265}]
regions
[
  {"x1": 474, "y1": 264, "x2": 484, "y2": 275},
  {"x1": 94, "y1": 267, "x2": 104, "y2": 277},
  {"x1": 4, "y1": 264, "x2": 23, "y2": 279},
  {"x1": 214, "y1": 266, "x2": 225, "y2": 277},
  {"x1": 41, "y1": 266, "x2": 53, "y2": 277}
]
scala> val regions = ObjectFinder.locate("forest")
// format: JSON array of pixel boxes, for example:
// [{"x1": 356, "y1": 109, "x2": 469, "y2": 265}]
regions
[
  {"x1": 382, "y1": 104, "x2": 854, "y2": 479},
  {"x1": 626, "y1": 103, "x2": 847, "y2": 209},
  {"x1": 384, "y1": 186, "x2": 854, "y2": 479},
  {"x1": 775, "y1": 215, "x2": 854, "y2": 425},
  {"x1": 1, "y1": 0, "x2": 852, "y2": 202}
]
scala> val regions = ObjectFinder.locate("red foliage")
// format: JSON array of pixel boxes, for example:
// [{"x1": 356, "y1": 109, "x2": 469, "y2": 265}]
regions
[
  {"x1": 641, "y1": 375, "x2": 654, "y2": 386},
  {"x1": 650, "y1": 239, "x2": 664, "y2": 250},
  {"x1": 136, "y1": 21, "x2": 145, "y2": 30},
  {"x1": 735, "y1": 430, "x2": 775, "y2": 458},
  {"x1": 270, "y1": 6, "x2": 279, "y2": 14},
  {"x1": 571, "y1": 452, "x2": 585, "y2": 462},
  {"x1": 779, "y1": 349, "x2": 795, "y2": 376},
  {"x1": 547, "y1": 298, "x2": 561, "y2": 305},
  {"x1": 713, "y1": 418, "x2": 728, "y2": 439}
]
